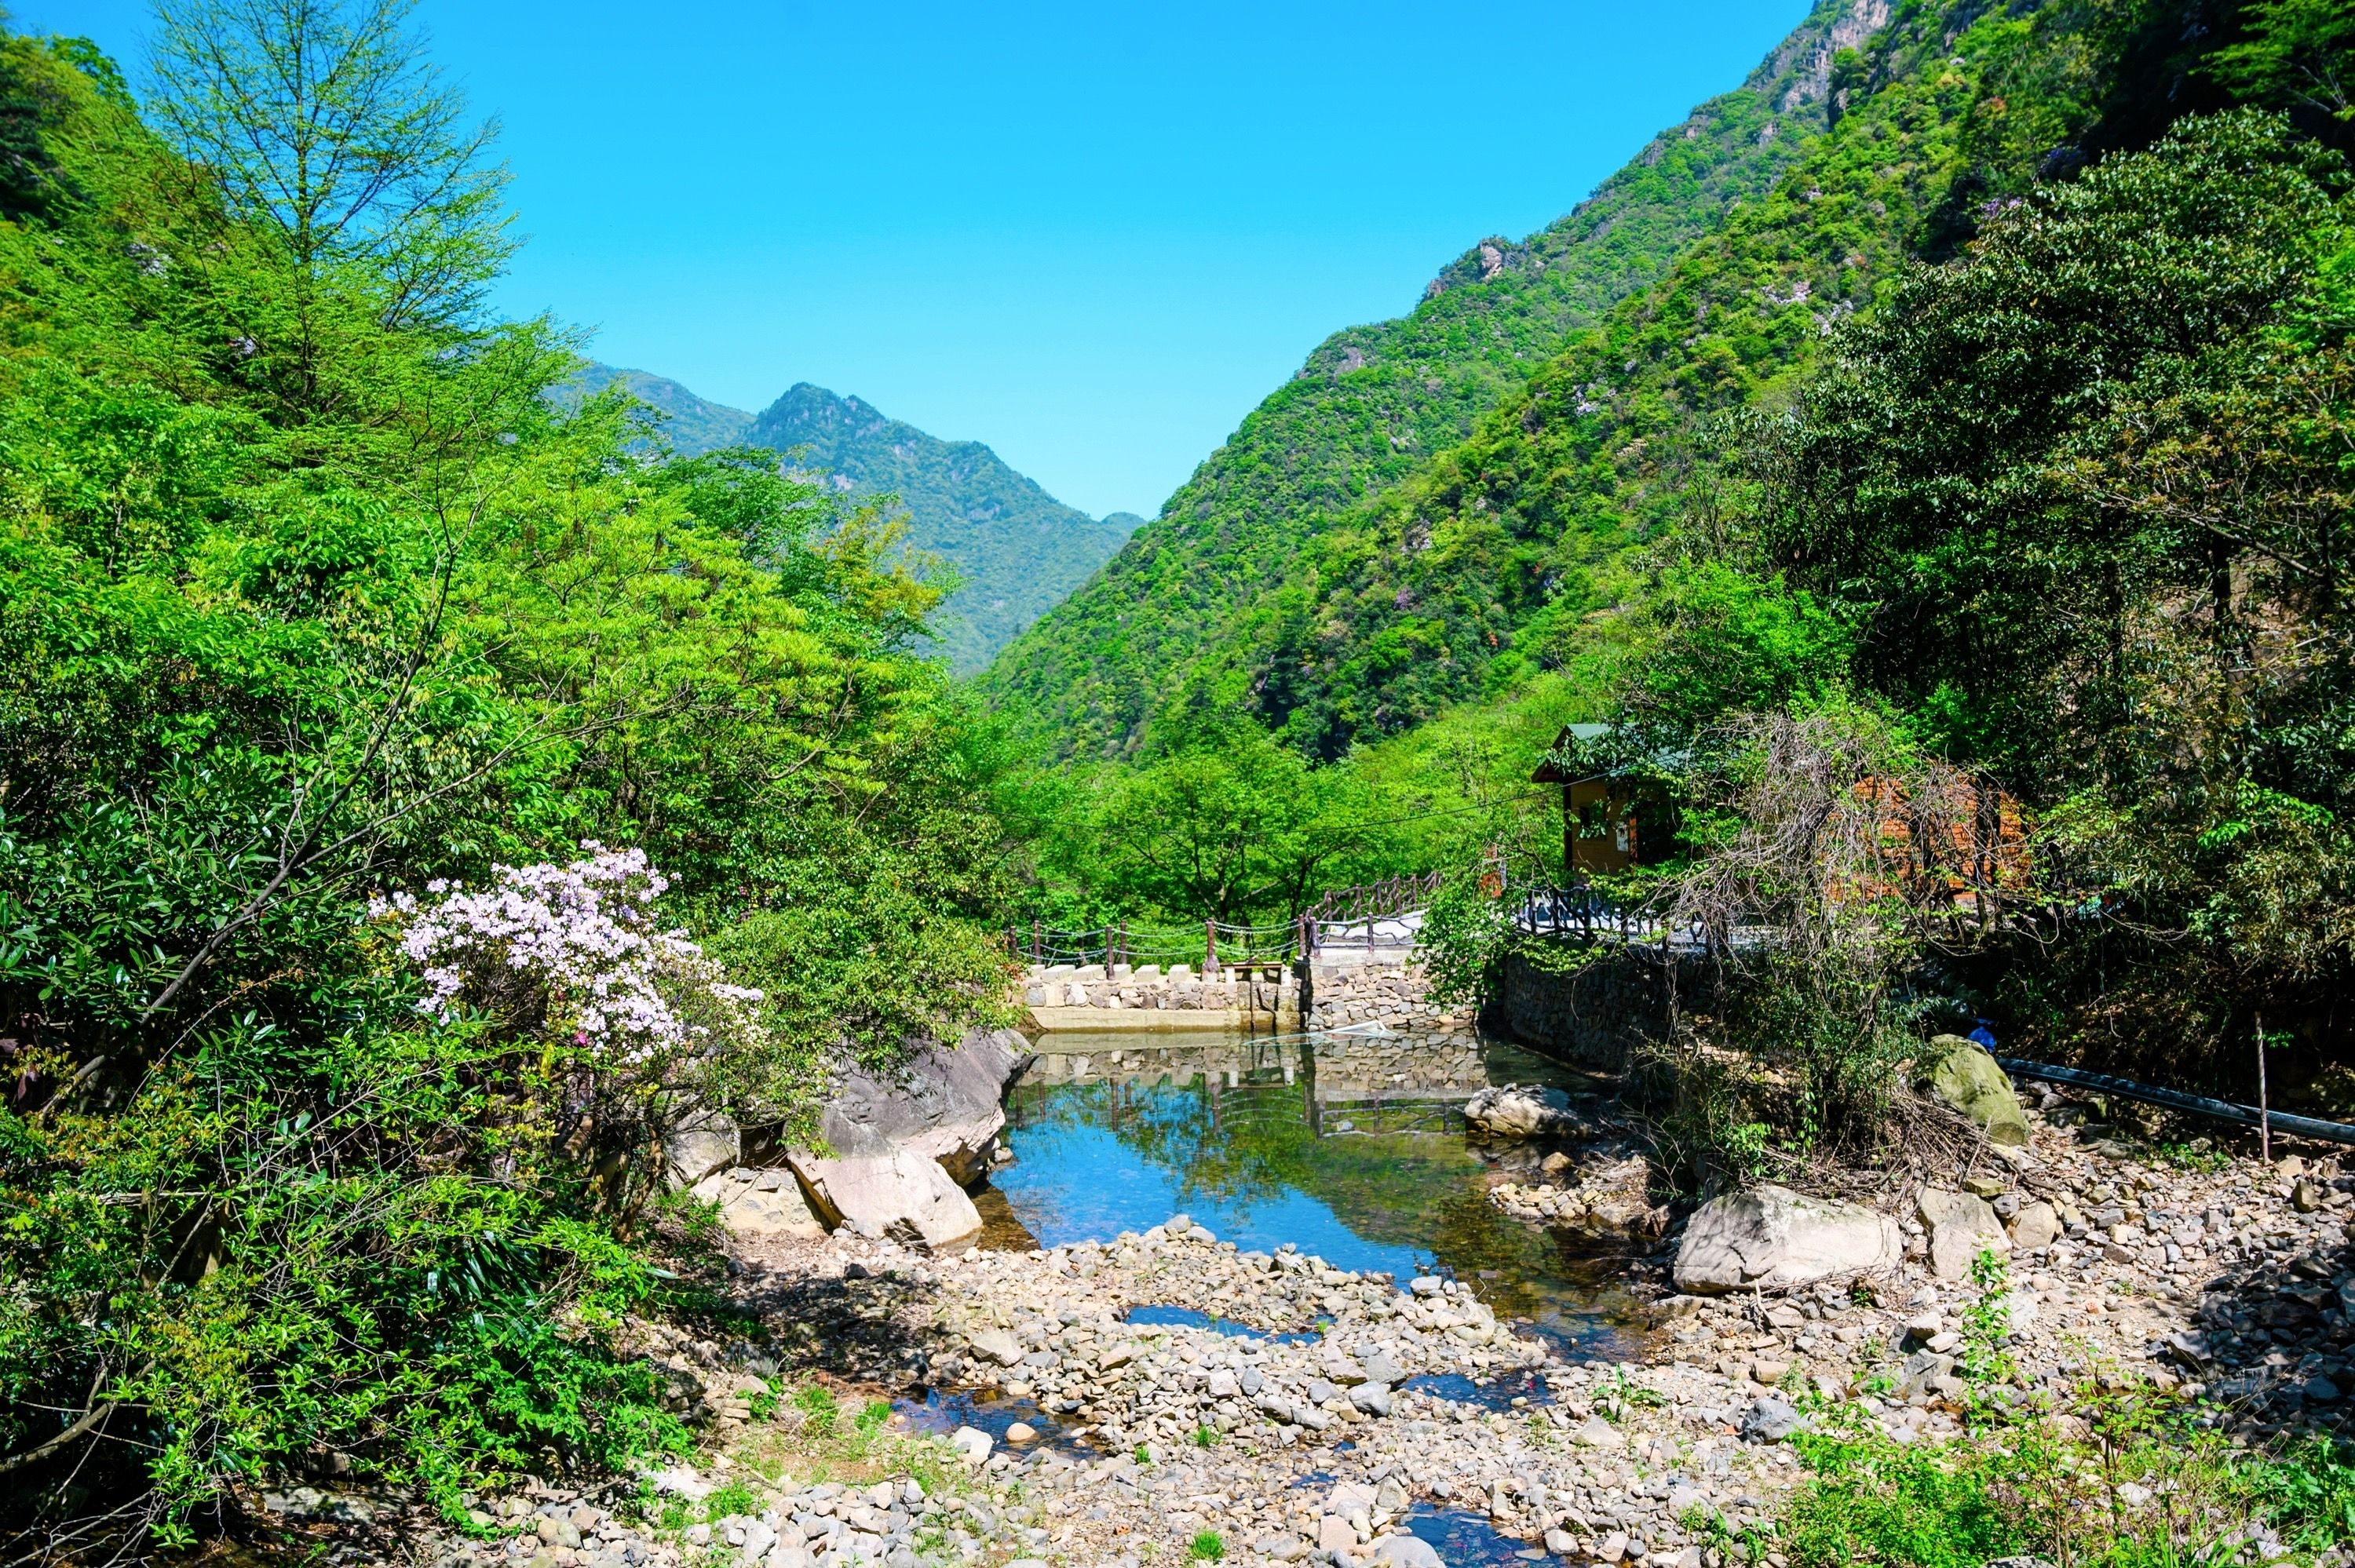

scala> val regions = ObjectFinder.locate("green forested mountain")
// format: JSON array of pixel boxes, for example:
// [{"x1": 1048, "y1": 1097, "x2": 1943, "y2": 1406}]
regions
[
  {"x1": 561, "y1": 368, "x2": 1138, "y2": 671},
  {"x1": 568, "y1": 361, "x2": 754, "y2": 453},
  {"x1": 1167, "y1": 0, "x2": 2142, "y2": 760},
  {"x1": 980, "y1": 0, "x2": 1884, "y2": 754},
  {"x1": 1001, "y1": 0, "x2": 2355, "y2": 1108},
  {"x1": 745, "y1": 383, "x2": 1139, "y2": 671}
]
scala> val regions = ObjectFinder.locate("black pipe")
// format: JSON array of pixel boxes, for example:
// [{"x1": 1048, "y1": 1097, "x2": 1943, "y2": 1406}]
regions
[{"x1": 1995, "y1": 1056, "x2": 2355, "y2": 1149}]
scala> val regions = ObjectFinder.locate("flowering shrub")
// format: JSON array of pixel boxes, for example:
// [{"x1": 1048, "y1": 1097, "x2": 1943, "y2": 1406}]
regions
[{"x1": 371, "y1": 843, "x2": 765, "y2": 1071}]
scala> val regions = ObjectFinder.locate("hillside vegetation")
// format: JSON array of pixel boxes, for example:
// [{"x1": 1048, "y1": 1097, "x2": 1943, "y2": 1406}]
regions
[
  {"x1": 568, "y1": 362, "x2": 754, "y2": 454},
  {"x1": 981, "y1": 0, "x2": 1879, "y2": 756},
  {"x1": 747, "y1": 383, "x2": 1138, "y2": 672},
  {"x1": 0, "y1": 10, "x2": 1020, "y2": 1542},
  {"x1": 560, "y1": 369, "x2": 1135, "y2": 672},
  {"x1": 998, "y1": 0, "x2": 2355, "y2": 1121}
]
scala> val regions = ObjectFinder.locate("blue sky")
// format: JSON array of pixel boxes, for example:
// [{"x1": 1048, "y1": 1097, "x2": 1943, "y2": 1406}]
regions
[{"x1": 36, "y1": 1, "x2": 1810, "y2": 519}]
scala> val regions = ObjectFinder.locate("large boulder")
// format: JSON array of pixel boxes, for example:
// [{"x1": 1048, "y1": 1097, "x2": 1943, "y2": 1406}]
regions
[
  {"x1": 691, "y1": 1166, "x2": 827, "y2": 1239},
  {"x1": 1921, "y1": 1035, "x2": 2030, "y2": 1148},
  {"x1": 1917, "y1": 1186, "x2": 2008, "y2": 1280},
  {"x1": 1463, "y1": 1083, "x2": 1577, "y2": 1139},
  {"x1": 821, "y1": 1027, "x2": 1028, "y2": 1186},
  {"x1": 1673, "y1": 1184, "x2": 1902, "y2": 1296},
  {"x1": 785, "y1": 1145, "x2": 983, "y2": 1253},
  {"x1": 663, "y1": 1106, "x2": 741, "y2": 1189}
]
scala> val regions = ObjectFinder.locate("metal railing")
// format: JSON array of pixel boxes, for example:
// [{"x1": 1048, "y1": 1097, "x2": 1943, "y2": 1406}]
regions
[{"x1": 1010, "y1": 873, "x2": 1445, "y2": 970}]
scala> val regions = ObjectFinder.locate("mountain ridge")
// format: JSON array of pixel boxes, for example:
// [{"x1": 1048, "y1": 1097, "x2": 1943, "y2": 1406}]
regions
[
  {"x1": 568, "y1": 365, "x2": 1134, "y2": 672},
  {"x1": 744, "y1": 383, "x2": 1139, "y2": 673},
  {"x1": 980, "y1": 0, "x2": 1884, "y2": 756}
]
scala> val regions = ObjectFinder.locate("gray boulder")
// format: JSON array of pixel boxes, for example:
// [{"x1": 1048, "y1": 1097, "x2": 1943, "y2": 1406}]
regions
[
  {"x1": 1369, "y1": 1537, "x2": 1443, "y2": 1568},
  {"x1": 820, "y1": 1027, "x2": 1028, "y2": 1186},
  {"x1": 1462, "y1": 1084, "x2": 1576, "y2": 1139},
  {"x1": 664, "y1": 1106, "x2": 742, "y2": 1189},
  {"x1": 1917, "y1": 1187, "x2": 2008, "y2": 1281},
  {"x1": 1921, "y1": 1036, "x2": 2030, "y2": 1148},
  {"x1": 690, "y1": 1167, "x2": 827, "y2": 1239},
  {"x1": 1673, "y1": 1184, "x2": 1901, "y2": 1295},
  {"x1": 2009, "y1": 1199, "x2": 2061, "y2": 1250},
  {"x1": 785, "y1": 1146, "x2": 982, "y2": 1253},
  {"x1": 1739, "y1": 1396, "x2": 1807, "y2": 1442}
]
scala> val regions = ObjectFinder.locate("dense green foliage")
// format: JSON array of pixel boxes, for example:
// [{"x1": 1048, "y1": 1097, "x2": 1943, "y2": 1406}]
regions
[
  {"x1": 0, "y1": 8, "x2": 1016, "y2": 1541},
  {"x1": 745, "y1": 382, "x2": 1137, "y2": 673},
  {"x1": 982, "y1": 0, "x2": 1867, "y2": 757},
  {"x1": 557, "y1": 370, "x2": 1137, "y2": 673}
]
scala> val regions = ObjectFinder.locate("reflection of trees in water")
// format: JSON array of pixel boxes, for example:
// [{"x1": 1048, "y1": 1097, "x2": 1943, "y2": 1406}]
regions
[
  {"x1": 1008, "y1": 1052, "x2": 1647, "y2": 1346},
  {"x1": 1010, "y1": 1074, "x2": 1488, "y2": 1245}
]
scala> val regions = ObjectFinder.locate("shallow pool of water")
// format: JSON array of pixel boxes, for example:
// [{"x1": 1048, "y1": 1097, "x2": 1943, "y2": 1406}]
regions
[
  {"x1": 1124, "y1": 1304, "x2": 1322, "y2": 1344},
  {"x1": 1406, "y1": 1504, "x2": 1548, "y2": 1566},
  {"x1": 983, "y1": 1028, "x2": 1650, "y2": 1362}
]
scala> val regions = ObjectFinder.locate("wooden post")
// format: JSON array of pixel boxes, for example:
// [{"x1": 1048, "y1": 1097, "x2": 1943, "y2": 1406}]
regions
[
  {"x1": 2258, "y1": 1013, "x2": 2272, "y2": 1164},
  {"x1": 1205, "y1": 918, "x2": 1218, "y2": 974},
  {"x1": 1031, "y1": 919, "x2": 1042, "y2": 965}
]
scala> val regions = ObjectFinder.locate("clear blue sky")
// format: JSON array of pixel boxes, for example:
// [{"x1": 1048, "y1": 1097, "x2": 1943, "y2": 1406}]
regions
[{"x1": 35, "y1": 1, "x2": 1810, "y2": 519}]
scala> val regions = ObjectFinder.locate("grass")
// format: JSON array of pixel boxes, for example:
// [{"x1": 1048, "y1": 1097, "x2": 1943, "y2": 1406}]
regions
[
  {"x1": 1190, "y1": 1530, "x2": 1227, "y2": 1560},
  {"x1": 1774, "y1": 1383, "x2": 2355, "y2": 1568},
  {"x1": 1192, "y1": 1424, "x2": 1219, "y2": 1447},
  {"x1": 701, "y1": 1480, "x2": 761, "y2": 1522}
]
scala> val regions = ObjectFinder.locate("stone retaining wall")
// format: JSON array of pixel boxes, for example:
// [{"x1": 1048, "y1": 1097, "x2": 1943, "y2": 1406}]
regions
[
  {"x1": 1021, "y1": 961, "x2": 1299, "y2": 1030},
  {"x1": 1019, "y1": 943, "x2": 1706, "y2": 1070},
  {"x1": 1488, "y1": 947, "x2": 1715, "y2": 1070}
]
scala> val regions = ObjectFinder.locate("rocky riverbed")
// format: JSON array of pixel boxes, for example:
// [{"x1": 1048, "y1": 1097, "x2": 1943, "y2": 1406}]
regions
[{"x1": 260, "y1": 1070, "x2": 2355, "y2": 1568}]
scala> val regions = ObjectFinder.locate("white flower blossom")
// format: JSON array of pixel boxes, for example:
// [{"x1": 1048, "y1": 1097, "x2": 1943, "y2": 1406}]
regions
[{"x1": 371, "y1": 843, "x2": 763, "y2": 1067}]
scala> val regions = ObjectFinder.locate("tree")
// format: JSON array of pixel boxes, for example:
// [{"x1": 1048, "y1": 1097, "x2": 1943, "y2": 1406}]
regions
[
  {"x1": 1075, "y1": 725, "x2": 1376, "y2": 926},
  {"x1": 2212, "y1": 0, "x2": 2355, "y2": 127},
  {"x1": 147, "y1": 0, "x2": 510, "y2": 414}
]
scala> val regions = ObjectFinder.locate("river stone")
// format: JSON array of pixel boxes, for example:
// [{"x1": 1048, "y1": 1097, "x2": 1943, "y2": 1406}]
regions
[
  {"x1": 1740, "y1": 1396, "x2": 1806, "y2": 1442},
  {"x1": 969, "y1": 1328, "x2": 1022, "y2": 1365},
  {"x1": 2010, "y1": 1199, "x2": 2061, "y2": 1250},
  {"x1": 691, "y1": 1168, "x2": 827, "y2": 1239},
  {"x1": 1369, "y1": 1535, "x2": 1443, "y2": 1568},
  {"x1": 949, "y1": 1426, "x2": 992, "y2": 1465},
  {"x1": 818, "y1": 1027, "x2": 1028, "y2": 1186},
  {"x1": 1463, "y1": 1084, "x2": 1575, "y2": 1139},
  {"x1": 1921, "y1": 1036, "x2": 2030, "y2": 1147},
  {"x1": 1321, "y1": 1349, "x2": 1367, "y2": 1385},
  {"x1": 1349, "y1": 1381, "x2": 1393, "y2": 1417},
  {"x1": 1672, "y1": 1185, "x2": 1901, "y2": 1295},
  {"x1": 787, "y1": 1145, "x2": 982, "y2": 1253},
  {"x1": 1917, "y1": 1187, "x2": 2009, "y2": 1280}
]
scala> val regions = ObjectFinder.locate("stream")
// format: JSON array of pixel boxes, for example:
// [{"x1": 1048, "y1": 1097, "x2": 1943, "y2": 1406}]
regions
[{"x1": 973, "y1": 1026, "x2": 1650, "y2": 1365}]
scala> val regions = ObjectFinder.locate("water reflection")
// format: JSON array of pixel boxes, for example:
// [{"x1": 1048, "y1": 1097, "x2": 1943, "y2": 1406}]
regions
[{"x1": 986, "y1": 1028, "x2": 1648, "y2": 1361}]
